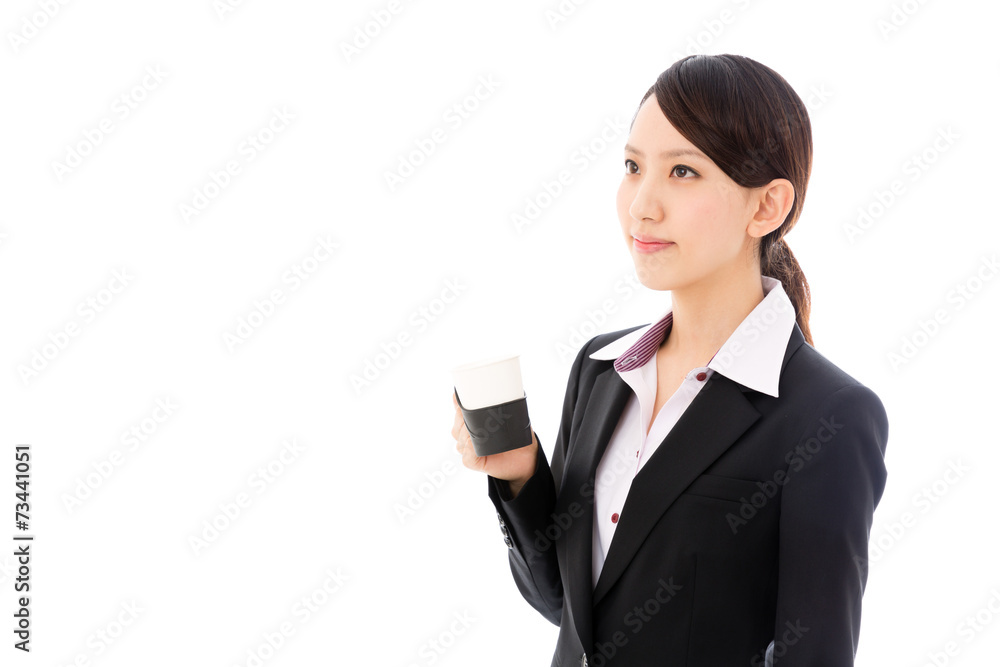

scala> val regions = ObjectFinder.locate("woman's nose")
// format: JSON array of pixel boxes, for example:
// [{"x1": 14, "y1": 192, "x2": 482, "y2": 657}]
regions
[{"x1": 628, "y1": 180, "x2": 663, "y2": 222}]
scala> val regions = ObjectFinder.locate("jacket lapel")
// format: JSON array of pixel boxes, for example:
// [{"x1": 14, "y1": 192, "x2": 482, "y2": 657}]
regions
[
  {"x1": 557, "y1": 322, "x2": 807, "y2": 649},
  {"x1": 592, "y1": 322, "x2": 806, "y2": 606},
  {"x1": 591, "y1": 370, "x2": 760, "y2": 605},
  {"x1": 556, "y1": 364, "x2": 633, "y2": 656}
]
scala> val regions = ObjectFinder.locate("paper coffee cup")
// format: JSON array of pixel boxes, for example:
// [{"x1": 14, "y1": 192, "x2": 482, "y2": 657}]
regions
[
  {"x1": 451, "y1": 354, "x2": 524, "y2": 410},
  {"x1": 451, "y1": 354, "x2": 533, "y2": 457}
]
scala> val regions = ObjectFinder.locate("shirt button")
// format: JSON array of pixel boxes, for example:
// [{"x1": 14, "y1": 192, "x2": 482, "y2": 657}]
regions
[
  {"x1": 696, "y1": 372, "x2": 707, "y2": 381},
  {"x1": 611, "y1": 513, "x2": 619, "y2": 524}
]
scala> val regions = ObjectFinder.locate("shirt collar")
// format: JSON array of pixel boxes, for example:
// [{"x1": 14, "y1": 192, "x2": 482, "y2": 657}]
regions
[{"x1": 588, "y1": 275, "x2": 796, "y2": 397}]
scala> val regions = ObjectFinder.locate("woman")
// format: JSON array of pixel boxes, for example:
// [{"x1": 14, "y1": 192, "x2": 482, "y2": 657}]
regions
[{"x1": 452, "y1": 54, "x2": 888, "y2": 666}]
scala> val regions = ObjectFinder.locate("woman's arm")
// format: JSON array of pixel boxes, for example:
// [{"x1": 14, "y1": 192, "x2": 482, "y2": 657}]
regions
[
  {"x1": 485, "y1": 338, "x2": 591, "y2": 626},
  {"x1": 771, "y1": 383, "x2": 889, "y2": 665}
]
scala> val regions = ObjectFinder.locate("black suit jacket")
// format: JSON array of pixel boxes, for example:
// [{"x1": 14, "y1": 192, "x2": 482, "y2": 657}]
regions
[{"x1": 487, "y1": 321, "x2": 889, "y2": 666}]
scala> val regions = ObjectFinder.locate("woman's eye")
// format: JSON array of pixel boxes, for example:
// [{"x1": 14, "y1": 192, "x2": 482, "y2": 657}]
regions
[{"x1": 623, "y1": 160, "x2": 697, "y2": 178}]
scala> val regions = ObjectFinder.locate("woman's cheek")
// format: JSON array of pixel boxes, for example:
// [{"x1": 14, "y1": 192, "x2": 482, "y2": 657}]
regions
[
  {"x1": 616, "y1": 187, "x2": 633, "y2": 228},
  {"x1": 616, "y1": 181, "x2": 630, "y2": 212}
]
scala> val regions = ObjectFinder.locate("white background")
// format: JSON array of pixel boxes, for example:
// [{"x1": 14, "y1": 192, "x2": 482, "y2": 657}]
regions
[{"x1": 2, "y1": 0, "x2": 998, "y2": 665}]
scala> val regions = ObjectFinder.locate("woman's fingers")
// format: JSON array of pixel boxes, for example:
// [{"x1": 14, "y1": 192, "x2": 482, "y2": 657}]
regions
[
  {"x1": 453, "y1": 391, "x2": 474, "y2": 460},
  {"x1": 461, "y1": 439, "x2": 484, "y2": 473},
  {"x1": 452, "y1": 391, "x2": 466, "y2": 442},
  {"x1": 453, "y1": 391, "x2": 486, "y2": 469}
]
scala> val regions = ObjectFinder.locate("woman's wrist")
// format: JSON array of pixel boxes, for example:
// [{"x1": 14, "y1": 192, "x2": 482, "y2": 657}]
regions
[
  {"x1": 507, "y1": 451, "x2": 537, "y2": 499},
  {"x1": 508, "y1": 476, "x2": 528, "y2": 499}
]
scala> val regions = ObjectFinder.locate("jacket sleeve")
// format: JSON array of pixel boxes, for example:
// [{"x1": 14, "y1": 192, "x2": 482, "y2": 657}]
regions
[
  {"x1": 771, "y1": 383, "x2": 889, "y2": 665},
  {"x1": 485, "y1": 337, "x2": 591, "y2": 626}
]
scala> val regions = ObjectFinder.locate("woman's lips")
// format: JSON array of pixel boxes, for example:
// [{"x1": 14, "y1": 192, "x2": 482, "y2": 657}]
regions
[{"x1": 633, "y1": 238, "x2": 675, "y2": 253}]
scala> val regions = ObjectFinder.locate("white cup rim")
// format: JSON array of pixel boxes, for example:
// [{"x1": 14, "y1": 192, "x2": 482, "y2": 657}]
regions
[{"x1": 450, "y1": 353, "x2": 520, "y2": 373}]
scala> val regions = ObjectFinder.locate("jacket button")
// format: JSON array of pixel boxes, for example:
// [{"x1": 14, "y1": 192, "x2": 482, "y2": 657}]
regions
[{"x1": 504, "y1": 536, "x2": 513, "y2": 549}]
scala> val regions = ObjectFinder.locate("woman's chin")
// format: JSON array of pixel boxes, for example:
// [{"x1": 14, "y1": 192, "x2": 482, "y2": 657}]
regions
[{"x1": 633, "y1": 273, "x2": 677, "y2": 292}]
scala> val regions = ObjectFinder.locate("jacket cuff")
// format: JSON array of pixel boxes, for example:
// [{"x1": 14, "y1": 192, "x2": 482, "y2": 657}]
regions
[{"x1": 487, "y1": 443, "x2": 555, "y2": 553}]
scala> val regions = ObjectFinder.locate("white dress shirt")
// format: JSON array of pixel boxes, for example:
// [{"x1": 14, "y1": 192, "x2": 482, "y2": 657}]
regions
[{"x1": 586, "y1": 275, "x2": 797, "y2": 587}]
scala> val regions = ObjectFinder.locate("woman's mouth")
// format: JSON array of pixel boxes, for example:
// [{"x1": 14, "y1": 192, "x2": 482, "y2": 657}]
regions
[{"x1": 633, "y1": 238, "x2": 675, "y2": 253}]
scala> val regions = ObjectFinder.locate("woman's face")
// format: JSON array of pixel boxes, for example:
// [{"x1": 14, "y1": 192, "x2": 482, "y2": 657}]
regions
[{"x1": 617, "y1": 95, "x2": 759, "y2": 292}]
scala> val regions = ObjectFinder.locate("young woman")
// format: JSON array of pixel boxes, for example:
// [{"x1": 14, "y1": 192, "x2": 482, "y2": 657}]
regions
[{"x1": 452, "y1": 54, "x2": 889, "y2": 666}]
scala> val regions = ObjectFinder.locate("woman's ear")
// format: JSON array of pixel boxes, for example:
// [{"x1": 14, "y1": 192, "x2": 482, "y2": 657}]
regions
[{"x1": 746, "y1": 178, "x2": 794, "y2": 239}]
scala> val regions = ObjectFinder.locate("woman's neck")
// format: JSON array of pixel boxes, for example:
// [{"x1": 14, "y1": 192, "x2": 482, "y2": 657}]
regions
[{"x1": 660, "y1": 269, "x2": 766, "y2": 364}]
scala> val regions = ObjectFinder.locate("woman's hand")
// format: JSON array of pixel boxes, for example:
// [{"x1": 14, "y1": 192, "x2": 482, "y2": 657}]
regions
[{"x1": 452, "y1": 391, "x2": 537, "y2": 498}]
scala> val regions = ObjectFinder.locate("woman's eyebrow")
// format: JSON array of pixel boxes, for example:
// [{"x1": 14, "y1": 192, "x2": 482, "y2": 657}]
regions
[{"x1": 624, "y1": 143, "x2": 708, "y2": 160}]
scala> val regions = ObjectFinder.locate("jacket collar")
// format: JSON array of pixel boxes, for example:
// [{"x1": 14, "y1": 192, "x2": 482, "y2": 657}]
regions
[{"x1": 586, "y1": 275, "x2": 796, "y2": 397}]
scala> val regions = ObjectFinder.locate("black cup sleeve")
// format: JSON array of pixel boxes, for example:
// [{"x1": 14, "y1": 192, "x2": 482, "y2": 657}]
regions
[{"x1": 454, "y1": 387, "x2": 533, "y2": 457}]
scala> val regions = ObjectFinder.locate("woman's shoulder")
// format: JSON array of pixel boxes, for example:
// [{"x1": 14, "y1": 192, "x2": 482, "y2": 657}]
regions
[{"x1": 782, "y1": 336, "x2": 887, "y2": 418}]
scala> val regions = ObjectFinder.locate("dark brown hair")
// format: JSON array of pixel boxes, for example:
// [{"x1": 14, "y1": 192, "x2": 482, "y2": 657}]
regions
[{"x1": 632, "y1": 54, "x2": 814, "y2": 346}]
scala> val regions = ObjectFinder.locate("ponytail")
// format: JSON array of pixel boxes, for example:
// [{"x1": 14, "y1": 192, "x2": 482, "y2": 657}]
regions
[{"x1": 761, "y1": 235, "x2": 813, "y2": 347}]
